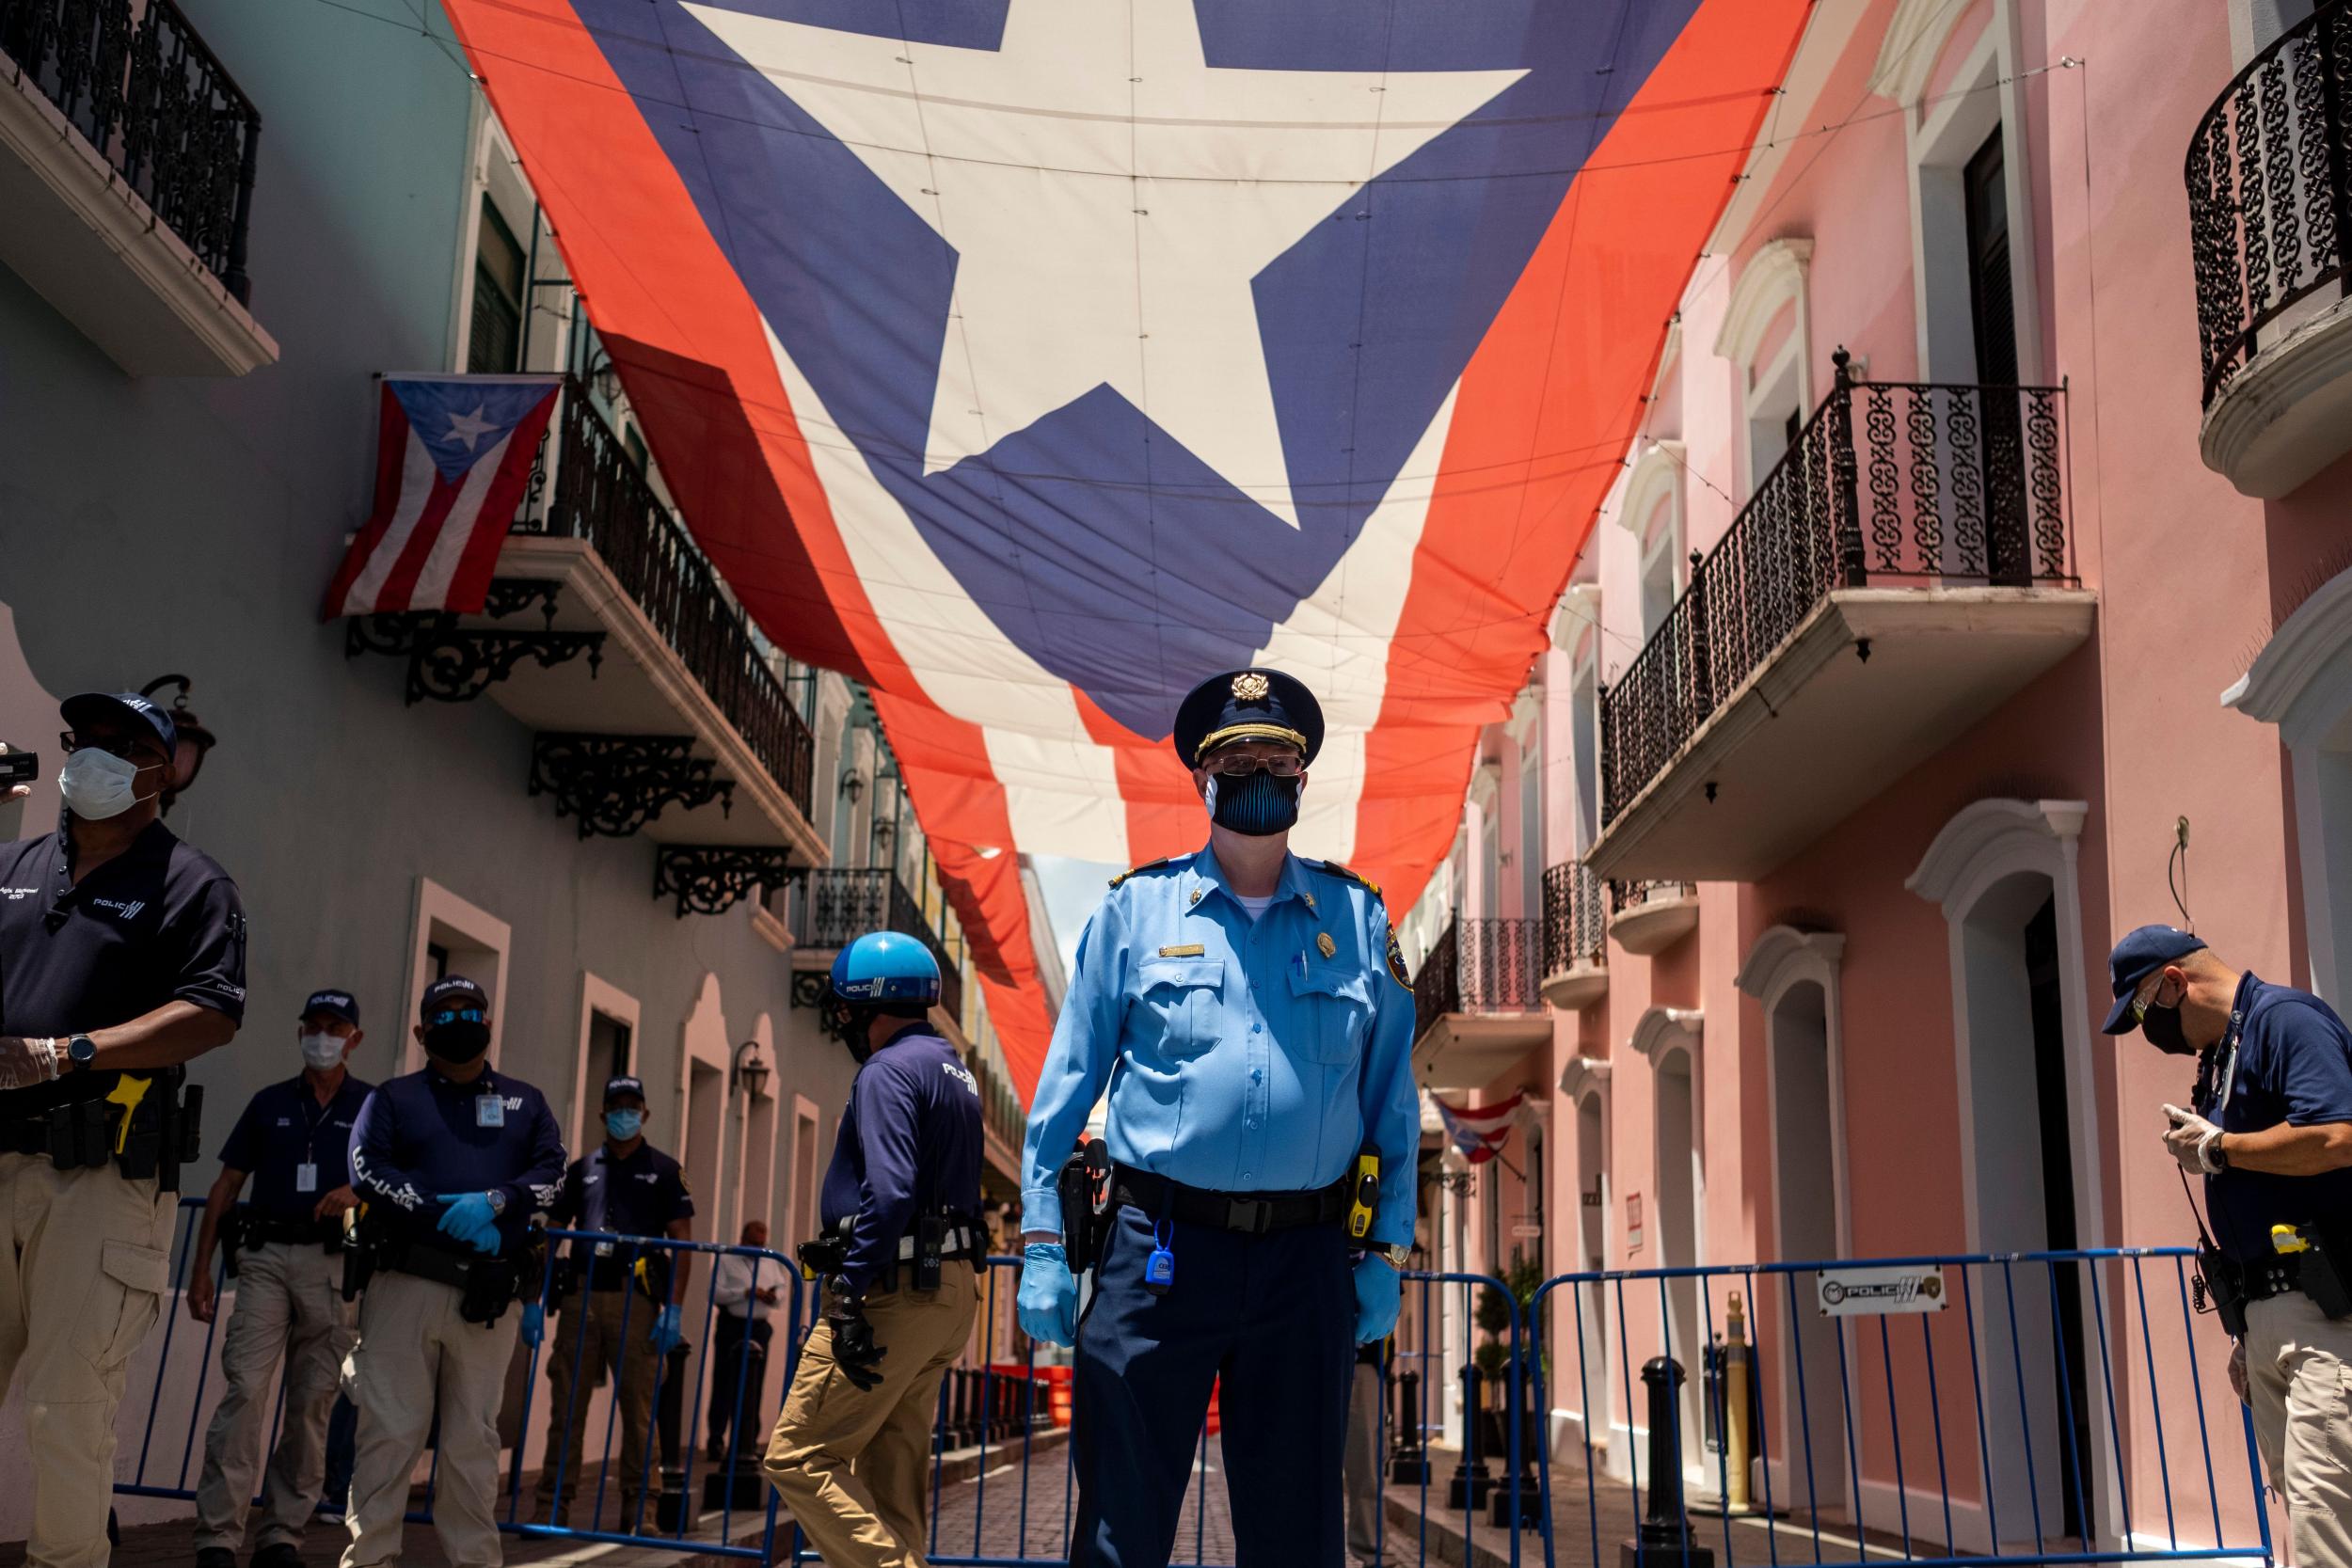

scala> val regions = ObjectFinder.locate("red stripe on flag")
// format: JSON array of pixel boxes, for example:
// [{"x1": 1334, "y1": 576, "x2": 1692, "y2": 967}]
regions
[
  {"x1": 373, "y1": 476, "x2": 466, "y2": 613},
  {"x1": 1360, "y1": 0, "x2": 1805, "y2": 910},
  {"x1": 320, "y1": 387, "x2": 414, "y2": 620},
  {"x1": 1072, "y1": 689, "x2": 1198, "y2": 867}
]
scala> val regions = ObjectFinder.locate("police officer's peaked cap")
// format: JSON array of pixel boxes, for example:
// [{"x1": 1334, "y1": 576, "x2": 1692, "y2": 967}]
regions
[
  {"x1": 61, "y1": 690, "x2": 176, "y2": 754},
  {"x1": 1171, "y1": 668, "x2": 1324, "y2": 768},
  {"x1": 2100, "y1": 925, "x2": 2208, "y2": 1035},
  {"x1": 302, "y1": 990, "x2": 360, "y2": 1026},
  {"x1": 421, "y1": 974, "x2": 489, "y2": 1018},
  {"x1": 604, "y1": 1074, "x2": 647, "y2": 1105}
]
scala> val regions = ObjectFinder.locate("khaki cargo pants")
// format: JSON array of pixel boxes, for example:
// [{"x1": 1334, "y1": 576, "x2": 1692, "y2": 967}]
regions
[
  {"x1": 763, "y1": 1261, "x2": 979, "y2": 1568},
  {"x1": 533, "y1": 1285, "x2": 663, "y2": 1528},
  {"x1": 194, "y1": 1239, "x2": 359, "y2": 1552},
  {"x1": 2247, "y1": 1290, "x2": 2352, "y2": 1568},
  {"x1": 0, "y1": 1151, "x2": 173, "y2": 1568},
  {"x1": 340, "y1": 1268, "x2": 519, "y2": 1568}
]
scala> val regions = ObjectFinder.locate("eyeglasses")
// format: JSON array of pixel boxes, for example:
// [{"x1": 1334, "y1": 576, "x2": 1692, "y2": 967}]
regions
[
  {"x1": 427, "y1": 1006, "x2": 486, "y2": 1028},
  {"x1": 59, "y1": 730, "x2": 165, "y2": 766},
  {"x1": 1205, "y1": 752, "x2": 1304, "y2": 779},
  {"x1": 2129, "y1": 972, "x2": 2179, "y2": 1026}
]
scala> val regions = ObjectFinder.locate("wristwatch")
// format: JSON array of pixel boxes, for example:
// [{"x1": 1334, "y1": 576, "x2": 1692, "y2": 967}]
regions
[
  {"x1": 1368, "y1": 1243, "x2": 1412, "y2": 1272},
  {"x1": 64, "y1": 1035, "x2": 96, "y2": 1073},
  {"x1": 484, "y1": 1188, "x2": 508, "y2": 1216}
]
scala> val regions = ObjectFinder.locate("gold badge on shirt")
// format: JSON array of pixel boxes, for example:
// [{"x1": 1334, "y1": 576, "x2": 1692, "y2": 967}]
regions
[{"x1": 1316, "y1": 932, "x2": 1336, "y2": 958}]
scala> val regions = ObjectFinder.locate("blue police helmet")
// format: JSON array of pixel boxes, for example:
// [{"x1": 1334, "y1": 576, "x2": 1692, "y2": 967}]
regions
[{"x1": 830, "y1": 931, "x2": 943, "y2": 1008}]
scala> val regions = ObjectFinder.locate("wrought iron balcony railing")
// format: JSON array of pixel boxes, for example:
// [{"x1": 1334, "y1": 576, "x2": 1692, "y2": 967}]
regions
[
  {"x1": 1541, "y1": 863, "x2": 1607, "y2": 976},
  {"x1": 1411, "y1": 917, "x2": 1544, "y2": 1039},
  {"x1": 794, "y1": 867, "x2": 963, "y2": 1023},
  {"x1": 1599, "y1": 351, "x2": 2071, "y2": 828},
  {"x1": 2187, "y1": 0, "x2": 2352, "y2": 407},
  {"x1": 0, "y1": 0, "x2": 260, "y2": 301},
  {"x1": 516, "y1": 382, "x2": 817, "y2": 823}
]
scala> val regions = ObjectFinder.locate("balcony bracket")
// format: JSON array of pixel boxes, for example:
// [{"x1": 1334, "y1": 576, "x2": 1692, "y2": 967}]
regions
[
  {"x1": 790, "y1": 971, "x2": 831, "y2": 1010},
  {"x1": 343, "y1": 610, "x2": 605, "y2": 705},
  {"x1": 655, "y1": 846, "x2": 798, "y2": 919},
  {"x1": 530, "y1": 734, "x2": 734, "y2": 839},
  {"x1": 482, "y1": 578, "x2": 564, "y2": 626}
]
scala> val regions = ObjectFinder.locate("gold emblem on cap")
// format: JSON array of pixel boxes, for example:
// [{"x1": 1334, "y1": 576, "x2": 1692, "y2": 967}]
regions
[
  {"x1": 1317, "y1": 932, "x2": 1337, "y2": 958},
  {"x1": 1232, "y1": 672, "x2": 1271, "y2": 702}
]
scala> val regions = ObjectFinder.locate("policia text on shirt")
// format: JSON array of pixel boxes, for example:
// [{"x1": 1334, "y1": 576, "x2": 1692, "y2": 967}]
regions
[
  {"x1": 0, "y1": 691, "x2": 248, "y2": 1568},
  {"x1": 2104, "y1": 927, "x2": 2352, "y2": 1568}
]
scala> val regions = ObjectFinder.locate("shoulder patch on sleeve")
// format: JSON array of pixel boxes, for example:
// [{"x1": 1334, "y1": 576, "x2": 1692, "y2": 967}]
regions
[
  {"x1": 1108, "y1": 855, "x2": 1173, "y2": 889},
  {"x1": 1385, "y1": 927, "x2": 1410, "y2": 989}
]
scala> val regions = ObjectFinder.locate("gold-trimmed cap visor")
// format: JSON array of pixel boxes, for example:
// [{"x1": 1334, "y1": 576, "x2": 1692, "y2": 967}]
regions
[{"x1": 1194, "y1": 722, "x2": 1309, "y2": 763}]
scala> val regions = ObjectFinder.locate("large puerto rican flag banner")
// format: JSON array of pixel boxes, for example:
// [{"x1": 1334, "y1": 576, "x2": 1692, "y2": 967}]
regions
[
  {"x1": 433, "y1": 0, "x2": 1811, "y2": 1100},
  {"x1": 324, "y1": 374, "x2": 563, "y2": 618}
]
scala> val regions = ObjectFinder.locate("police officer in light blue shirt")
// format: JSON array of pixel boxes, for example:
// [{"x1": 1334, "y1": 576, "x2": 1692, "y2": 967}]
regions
[{"x1": 1017, "y1": 667, "x2": 1422, "y2": 1568}]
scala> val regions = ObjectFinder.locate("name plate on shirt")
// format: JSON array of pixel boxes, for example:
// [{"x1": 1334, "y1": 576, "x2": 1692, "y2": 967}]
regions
[{"x1": 1159, "y1": 943, "x2": 1205, "y2": 958}]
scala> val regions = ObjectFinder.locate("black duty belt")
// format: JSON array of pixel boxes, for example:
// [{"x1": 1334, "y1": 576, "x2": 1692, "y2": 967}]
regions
[
  {"x1": 0, "y1": 1118, "x2": 55, "y2": 1156},
  {"x1": 246, "y1": 1214, "x2": 342, "y2": 1248},
  {"x1": 1110, "y1": 1167, "x2": 1351, "y2": 1235},
  {"x1": 381, "y1": 1232, "x2": 485, "y2": 1290}
]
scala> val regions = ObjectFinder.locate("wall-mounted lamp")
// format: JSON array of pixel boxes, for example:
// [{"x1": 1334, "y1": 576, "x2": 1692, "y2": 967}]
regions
[
  {"x1": 839, "y1": 768, "x2": 866, "y2": 804},
  {"x1": 730, "y1": 1039, "x2": 771, "y2": 1099}
]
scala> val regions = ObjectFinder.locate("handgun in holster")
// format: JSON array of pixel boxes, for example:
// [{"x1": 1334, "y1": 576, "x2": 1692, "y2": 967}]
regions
[
  {"x1": 1058, "y1": 1141, "x2": 1112, "y2": 1276},
  {"x1": 795, "y1": 1217, "x2": 852, "y2": 1283},
  {"x1": 630, "y1": 1248, "x2": 673, "y2": 1306},
  {"x1": 461, "y1": 1228, "x2": 544, "y2": 1328},
  {"x1": 342, "y1": 1206, "x2": 379, "y2": 1302},
  {"x1": 221, "y1": 1208, "x2": 250, "y2": 1280}
]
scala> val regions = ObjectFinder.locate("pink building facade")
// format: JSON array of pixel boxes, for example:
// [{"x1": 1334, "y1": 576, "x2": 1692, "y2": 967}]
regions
[{"x1": 1401, "y1": 0, "x2": 2350, "y2": 1552}]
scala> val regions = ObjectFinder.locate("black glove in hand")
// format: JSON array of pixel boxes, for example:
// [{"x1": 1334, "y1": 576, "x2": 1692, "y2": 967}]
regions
[{"x1": 825, "y1": 1283, "x2": 887, "y2": 1392}]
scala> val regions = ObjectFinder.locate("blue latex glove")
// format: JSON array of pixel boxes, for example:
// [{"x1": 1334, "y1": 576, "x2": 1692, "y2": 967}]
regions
[
  {"x1": 1353, "y1": 1255, "x2": 1402, "y2": 1345},
  {"x1": 520, "y1": 1303, "x2": 544, "y2": 1349},
  {"x1": 435, "y1": 1192, "x2": 501, "y2": 1255},
  {"x1": 1017, "y1": 1243, "x2": 1078, "y2": 1347},
  {"x1": 650, "y1": 1303, "x2": 684, "y2": 1355}
]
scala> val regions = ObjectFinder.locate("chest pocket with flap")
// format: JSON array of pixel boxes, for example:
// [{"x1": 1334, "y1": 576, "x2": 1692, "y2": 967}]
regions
[
  {"x1": 1288, "y1": 960, "x2": 1372, "y2": 1065},
  {"x1": 1135, "y1": 956, "x2": 1224, "y2": 1060}
]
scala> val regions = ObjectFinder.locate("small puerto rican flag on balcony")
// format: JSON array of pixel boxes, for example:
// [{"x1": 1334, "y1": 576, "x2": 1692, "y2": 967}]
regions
[
  {"x1": 1434, "y1": 1092, "x2": 1524, "y2": 1167},
  {"x1": 322, "y1": 373, "x2": 563, "y2": 618}
]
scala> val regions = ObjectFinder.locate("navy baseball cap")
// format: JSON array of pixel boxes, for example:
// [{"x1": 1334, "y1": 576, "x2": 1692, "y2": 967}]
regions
[
  {"x1": 61, "y1": 691, "x2": 176, "y2": 755},
  {"x1": 302, "y1": 990, "x2": 360, "y2": 1027},
  {"x1": 604, "y1": 1074, "x2": 647, "y2": 1105},
  {"x1": 1171, "y1": 668, "x2": 1325, "y2": 768},
  {"x1": 2101, "y1": 926, "x2": 2208, "y2": 1035},
  {"x1": 420, "y1": 974, "x2": 489, "y2": 1018}
]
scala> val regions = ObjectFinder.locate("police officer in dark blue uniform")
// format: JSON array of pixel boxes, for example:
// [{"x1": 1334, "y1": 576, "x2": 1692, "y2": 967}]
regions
[
  {"x1": 1016, "y1": 668, "x2": 1422, "y2": 1568},
  {"x1": 0, "y1": 689, "x2": 246, "y2": 1568},
  {"x1": 534, "y1": 1073, "x2": 696, "y2": 1529},
  {"x1": 189, "y1": 988, "x2": 373, "y2": 1568},
  {"x1": 340, "y1": 975, "x2": 565, "y2": 1568},
  {"x1": 761, "y1": 932, "x2": 984, "y2": 1568}
]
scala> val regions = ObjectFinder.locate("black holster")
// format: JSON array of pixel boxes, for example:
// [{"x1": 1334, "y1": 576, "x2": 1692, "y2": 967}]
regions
[
  {"x1": 1058, "y1": 1143, "x2": 1111, "y2": 1275},
  {"x1": 2301, "y1": 1225, "x2": 2352, "y2": 1319},
  {"x1": 221, "y1": 1208, "x2": 249, "y2": 1280},
  {"x1": 2198, "y1": 1240, "x2": 2250, "y2": 1338}
]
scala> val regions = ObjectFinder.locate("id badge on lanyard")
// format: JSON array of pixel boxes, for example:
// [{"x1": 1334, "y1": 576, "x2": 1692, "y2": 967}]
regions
[{"x1": 477, "y1": 1092, "x2": 505, "y2": 1129}]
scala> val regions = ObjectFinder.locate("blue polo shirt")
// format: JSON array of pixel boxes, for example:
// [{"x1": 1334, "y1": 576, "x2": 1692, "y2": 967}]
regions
[
  {"x1": 349, "y1": 1063, "x2": 566, "y2": 1249},
  {"x1": 2198, "y1": 973, "x2": 2352, "y2": 1262},
  {"x1": 820, "y1": 1024, "x2": 982, "y2": 1296},
  {"x1": 218, "y1": 1072, "x2": 373, "y2": 1221}
]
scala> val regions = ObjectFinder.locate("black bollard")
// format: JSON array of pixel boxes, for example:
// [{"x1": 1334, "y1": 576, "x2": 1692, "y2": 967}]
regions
[
  {"x1": 1445, "y1": 1365, "x2": 1494, "y2": 1511},
  {"x1": 1488, "y1": 1363, "x2": 1546, "y2": 1529},
  {"x1": 1390, "y1": 1367, "x2": 1432, "y2": 1482},
  {"x1": 1621, "y1": 1356, "x2": 1713, "y2": 1568}
]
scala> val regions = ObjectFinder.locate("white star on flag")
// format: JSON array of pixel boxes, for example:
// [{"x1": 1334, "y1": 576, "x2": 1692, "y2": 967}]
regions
[
  {"x1": 684, "y1": 0, "x2": 1521, "y2": 528},
  {"x1": 445, "y1": 404, "x2": 499, "y2": 451}
]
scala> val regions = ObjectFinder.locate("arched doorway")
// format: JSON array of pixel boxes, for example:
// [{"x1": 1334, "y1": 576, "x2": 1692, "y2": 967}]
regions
[
  {"x1": 1561, "y1": 1056, "x2": 1615, "y2": 1471},
  {"x1": 1909, "y1": 800, "x2": 2111, "y2": 1548},
  {"x1": 1738, "y1": 926, "x2": 1851, "y2": 1520}
]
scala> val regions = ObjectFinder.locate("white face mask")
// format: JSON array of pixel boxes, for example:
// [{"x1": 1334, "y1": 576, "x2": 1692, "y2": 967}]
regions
[
  {"x1": 56, "y1": 748, "x2": 150, "y2": 821},
  {"x1": 300, "y1": 1031, "x2": 348, "y2": 1070}
]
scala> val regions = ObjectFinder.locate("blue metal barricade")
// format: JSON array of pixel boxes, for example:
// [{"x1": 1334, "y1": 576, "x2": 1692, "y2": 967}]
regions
[{"x1": 110, "y1": 1210, "x2": 2273, "y2": 1568}]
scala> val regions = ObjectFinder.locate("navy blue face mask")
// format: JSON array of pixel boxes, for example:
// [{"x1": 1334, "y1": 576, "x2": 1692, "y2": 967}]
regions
[{"x1": 1206, "y1": 768, "x2": 1301, "y2": 837}]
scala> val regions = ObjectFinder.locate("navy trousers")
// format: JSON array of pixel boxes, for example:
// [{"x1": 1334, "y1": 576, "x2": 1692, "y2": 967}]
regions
[{"x1": 1071, "y1": 1203, "x2": 1354, "y2": 1568}]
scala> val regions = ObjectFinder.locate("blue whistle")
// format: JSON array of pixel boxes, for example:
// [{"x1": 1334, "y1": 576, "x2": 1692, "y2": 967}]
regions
[{"x1": 1143, "y1": 1219, "x2": 1176, "y2": 1296}]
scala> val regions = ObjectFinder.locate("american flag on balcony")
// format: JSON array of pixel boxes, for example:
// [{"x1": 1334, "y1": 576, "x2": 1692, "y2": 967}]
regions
[
  {"x1": 322, "y1": 374, "x2": 562, "y2": 619},
  {"x1": 429, "y1": 0, "x2": 1810, "y2": 1100},
  {"x1": 1434, "y1": 1093, "x2": 1524, "y2": 1167}
]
